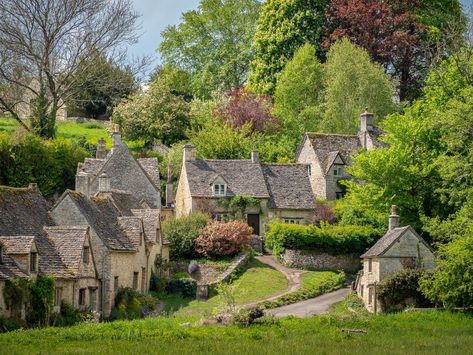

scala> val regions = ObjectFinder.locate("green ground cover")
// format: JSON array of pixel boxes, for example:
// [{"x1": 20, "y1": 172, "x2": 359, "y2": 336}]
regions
[
  {"x1": 0, "y1": 295, "x2": 472, "y2": 354},
  {"x1": 163, "y1": 259, "x2": 288, "y2": 318}
]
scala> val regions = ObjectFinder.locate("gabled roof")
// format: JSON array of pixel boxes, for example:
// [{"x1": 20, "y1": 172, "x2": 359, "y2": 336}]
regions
[
  {"x1": 0, "y1": 254, "x2": 28, "y2": 279},
  {"x1": 185, "y1": 160, "x2": 270, "y2": 198},
  {"x1": 117, "y1": 217, "x2": 143, "y2": 248},
  {"x1": 131, "y1": 209, "x2": 160, "y2": 244},
  {"x1": 44, "y1": 226, "x2": 89, "y2": 276},
  {"x1": 137, "y1": 158, "x2": 160, "y2": 188},
  {"x1": 0, "y1": 185, "x2": 72, "y2": 278},
  {"x1": 0, "y1": 236, "x2": 35, "y2": 254},
  {"x1": 95, "y1": 190, "x2": 143, "y2": 215},
  {"x1": 262, "y1": 164, "x2": 315, "y2": 210},
  {"x1": 60, "y1": 190, "x2": 136, "y2": 252},
  {"x1": 361, "y1": 226, "x2": 431, "y2": 258}
]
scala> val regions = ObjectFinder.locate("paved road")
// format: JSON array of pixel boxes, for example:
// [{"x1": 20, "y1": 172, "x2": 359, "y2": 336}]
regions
[{"x1": 266, "y1": 287, "x2": 352, "y2": 318}]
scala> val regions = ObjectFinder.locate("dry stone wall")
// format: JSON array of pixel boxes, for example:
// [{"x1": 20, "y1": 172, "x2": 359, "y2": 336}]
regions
[{"x1": 282, "y1": 249, "x2": 360, "y2": 272}]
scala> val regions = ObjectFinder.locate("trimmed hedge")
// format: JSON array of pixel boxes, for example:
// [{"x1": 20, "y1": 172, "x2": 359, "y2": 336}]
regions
[{"x1": 265, "y1": 221, "x2": 379, "y2": 255}]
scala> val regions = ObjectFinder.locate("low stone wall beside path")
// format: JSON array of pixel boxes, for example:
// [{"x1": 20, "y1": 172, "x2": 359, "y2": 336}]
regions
[{"x1": 282, "y1": 249, "x2": 360, "y2": 273}]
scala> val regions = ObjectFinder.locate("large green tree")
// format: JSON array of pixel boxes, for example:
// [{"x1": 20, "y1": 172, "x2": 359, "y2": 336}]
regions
[
  {"x1": 248, "y1": 0, "x2": 329, "y2": 95},
  {"x1": 160, "y1": 0, "x2": 261, "y2": 99}
]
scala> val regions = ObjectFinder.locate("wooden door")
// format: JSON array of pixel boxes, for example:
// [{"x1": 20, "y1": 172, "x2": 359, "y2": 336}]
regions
[{"x1": 247, "y1": 214, "x2": 260, "y2": 235}]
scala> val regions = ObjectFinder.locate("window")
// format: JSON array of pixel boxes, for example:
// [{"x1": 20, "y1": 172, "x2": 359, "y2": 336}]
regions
[
  {"x1": 83, "y1": 246, "x2": 90, "y2": 264},
  {"x1": 368, "y1": 259, "x2": 372, "y2": 273},
  {"x1": 213, "y1": 184, "x2": 226, "y2": 196},
  {"x1": 368, "y1": 287, "x2": 373, "y2": 305},
  {"x1": 333, "y1": 166, "x2": 343, "y2": 176},
  {"x1": 139, "y1": 232, "x2": 143, "y2": 246},
  {"x1": 307, "y1": 165, "x2": 311, "y2": 176},
  {"x1": 54, "y1": 287, "x2": 63, "y2": 307},
  {"x1": 360, "y1": 285, "x2": 364, "y2": 298},
  {"x1": 133, "y1": 272, "x2": 139, "y2": 290},
  {"x1": 89, "y1": 288, "x2": 97, "y2": 310},
  {"x1": 79, "y1": 288, "x2": 86, "y2": 306},
  {"x1": 214, "y1": 213, "x2": 229, "y2": 221},
  {"x1": 335, "y1": 192, "x2": 345, "y2": 200},
  {"x1": 0, "y1": 245, "x2": 3, "y2": 264},
  {"x1": 30, "y1": 252, "x2": 38, "y2": 272},
  {"x1": 141, "y1": 267, "x2": 146, "y2": 293},
  {"x1": 284, "y1": 218, "x2": 302, "y2": 225},
  {"x1": 114, "y1": 276, "x2": 119, "y2": 292}
]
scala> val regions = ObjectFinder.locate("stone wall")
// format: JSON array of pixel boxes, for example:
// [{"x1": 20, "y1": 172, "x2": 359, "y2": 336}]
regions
[{"x1": 282, "y1": 249, "x2": 360, "y2": 272}]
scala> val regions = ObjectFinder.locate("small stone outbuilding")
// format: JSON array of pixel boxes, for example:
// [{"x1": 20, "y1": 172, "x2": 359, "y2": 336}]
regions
[{"x1": 355, "y1": 206, "x2": 436, "y2": 313}]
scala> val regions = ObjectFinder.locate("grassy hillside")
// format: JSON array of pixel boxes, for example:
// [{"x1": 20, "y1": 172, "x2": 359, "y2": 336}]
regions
[{"x1": 0, "y1": 297, "x2": 471, "y2": 354}]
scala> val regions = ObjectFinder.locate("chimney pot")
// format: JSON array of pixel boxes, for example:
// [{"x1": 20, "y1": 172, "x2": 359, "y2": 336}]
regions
[
  {"x1": 98, "y1": 172, "x2": 111, "y2": 192},
  {"x1": 388, "y1": 205, "x2": 400, "y2": 231},
  {"x1": 251, "y1": 151, "x2": 259, "y2": 164},
  {"x1": 360, "y1": 109, "x2": 374, "y2": 133},
  {"x1": 96, "y1": 137, "x2": 107, "y2": 159}
]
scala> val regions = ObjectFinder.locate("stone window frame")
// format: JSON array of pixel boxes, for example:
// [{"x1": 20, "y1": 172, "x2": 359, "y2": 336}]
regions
[
  {"x1": 141, "y1": 267, "x2": 146, "y2": 293},
  {"x1": 214, "y1": 213, "x2": 230, "y2": 221},
  {"x1": 368, "y1": 287, "x2": 373, "y2": 305},
  {"x1": 114, "y1": 276, "x2": 119, "y2": 292},
  {"x1": 368, "y1": 258, "x2": 373, "y2": 273},
  {"x1": 83, "y1": 246, "x2": 90, "y2": 264},
  {"x1": 0, "y1": 245, "x2": 3, "y2": 265},
  {"x1": 79, "y1": 288, "x2": 87, "y2": 306},
  {"x1": 284, "y1": 218, "x2": 303, "y2": 225},
  {"x1": 132, "y1": 272, "x2": 139, "y2": 290},
  {"x1": 30, "y1": 252, "x2": 38, "y2": 273},
  {"x1": 213, "y1": 183, "x2": 226, "y2": 197}
]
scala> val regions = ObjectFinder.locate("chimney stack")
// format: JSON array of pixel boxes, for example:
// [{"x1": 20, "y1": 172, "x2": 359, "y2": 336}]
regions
[
  {"x1": 165, "y1": 165, "x2": 174, "y2": 207},
  {"x1": 96, "y1": 137, "x2": 106, "y2": 159},
  {"x1": 251, "y1": 151, "x2": 259, "y2": 164},
  {"x1": 360, "y1": 108, "x2": 374, "y2": 133},
  {"x1": 388, "y1": 205, "x2": 400, "y2": 231},
  {"x1": 98, "y1": 172, "x2": 111, "y2": 192},
  {"x1": 183, "y1": 144, "x2": 196, "y2": 162}
]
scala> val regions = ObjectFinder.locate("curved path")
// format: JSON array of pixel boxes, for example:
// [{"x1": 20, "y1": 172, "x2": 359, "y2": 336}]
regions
[{"x1": 265, "y1": 287, "x2": 352, "y2": 318}]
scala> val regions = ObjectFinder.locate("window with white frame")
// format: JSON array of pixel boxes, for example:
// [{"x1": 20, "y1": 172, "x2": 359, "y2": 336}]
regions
[
  {"x1": 213, "y1": 183, "x2": 226, "y2": 196},
  {"x1": 284, "y1": 218, "x2": 302, "y2": 225},
  {"x1": 214, "y1": 213, "x2": 230, "y2": 221},
  {"x1": 333, "y1": 165, "x2": 343, "y2": 177}
]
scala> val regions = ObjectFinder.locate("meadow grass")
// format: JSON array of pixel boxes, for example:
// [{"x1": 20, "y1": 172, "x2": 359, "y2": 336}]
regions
[{"x1": 0, "y1": 296, "x2": 471, "y2": 354}]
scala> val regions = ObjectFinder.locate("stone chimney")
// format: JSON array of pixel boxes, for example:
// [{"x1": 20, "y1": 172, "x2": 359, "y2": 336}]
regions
[
  {"x1": 98, "y1": 173, "x2": 111, "y2": 192},
  {"x1": 112, "y1": 132, "x2": 122, "y2": 148},
  {"x1": 360, "y1": 108, "x2": 374, "y2": 133},
  {"x1": 251, "y1": 151, "x2": 259, "y2": 164},
  {"x1": 183, "y1": 144, "x2": 196, "y2": 162},
  {"x1": 165, "y1": 165, "x2": 174, "y2": 207},
  {"x1": 388, "y1": 205, "x2": 400, "y2": 231},
  {"x1": 76, "y1": 173, "x2": 90, "y2": 196},
  {"x1": 96, "y1": 137, "x2": 106, "y2": 159}
]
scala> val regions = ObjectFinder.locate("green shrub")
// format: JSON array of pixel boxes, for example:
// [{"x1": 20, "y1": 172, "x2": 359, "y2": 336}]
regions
[
  {"x1": 52, "y1": 301, "x2": 83, "y2": 327},
  {"x1": 166, "y1": 278, "x2": 197, "y2": 298},
  {"x1": 378, "y1": 269, "x2": 431, "y2": 312},
  {"x1": 0, "y1": 315, "x2": 24, "y2": 333},
  {"x1": 162, "y1": 212, "x2": 210, "y2": 258},
  {"x1": 265, "y1": 220, "x2": 378, "y2": 255},
  {"x1": 110, "y1": 288, "x2": 157, "y2": 321},
  {"x1": 231, "y1": 306, "x2": 264, "y2": 326},
  {"x1": 149, "y1": 271, "x2": 168, "y2": 293},
  {"x1": 172, "y1": 272, "x2": 190, "y2": 280}
]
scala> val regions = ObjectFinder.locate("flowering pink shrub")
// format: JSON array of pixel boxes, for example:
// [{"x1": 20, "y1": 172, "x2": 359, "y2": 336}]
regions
[{"x1": 195, "y1": 220, "x2": 253, "y2": 257}]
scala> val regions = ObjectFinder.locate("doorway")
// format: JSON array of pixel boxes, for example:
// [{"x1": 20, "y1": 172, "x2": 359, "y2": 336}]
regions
[{"x1": 246, "y1": 214, "x2": 260, "y2": 235}]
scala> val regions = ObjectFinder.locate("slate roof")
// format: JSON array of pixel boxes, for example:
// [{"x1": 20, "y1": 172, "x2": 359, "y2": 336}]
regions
[
  {"x1": 44, "y1": 226, "x2": 89, "y2": 276},
  {"x1": 0, "y1": 236, "x2": 35, "y2": 254},
  {"x1": 0, "y1": 185, "x2": 72, "y2": 278},
  {"x1": 117, "y1": 217, "x2": 143, "y2": 248},
  {"x1": 304, "y1": 133, "x2": 362, "y2": 174},
  {"x1": 131, "y1": 209, "x2": 161, "y2": 244},
  {"x1": 77, "y1": 158, "x2": 105, "y2": 178},
  {"x1": 361, "y1": 226, "x2": 410, "y2": 258},
  {"x1": 185, "y1": 160, "x2": 269, "y2": 198},
  {"x1": 138, "y1": 158, "x2": 160, "y2": 188},
  {"x1": 96, "y1": 190, "x2": 143, "y2": 215},
  {"x1": 63, "y1": 190, "x2": 136, "y2": 252},
  {"x1": 262, "y1": 164, "x2": 315, "y2": 210},
  {"x1": 0, "y1": 254, "x2": 28, "y2": 279}
]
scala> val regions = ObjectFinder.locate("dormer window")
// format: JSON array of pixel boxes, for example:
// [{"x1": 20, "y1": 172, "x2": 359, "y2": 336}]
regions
[
  {"x1": 213, "y1": 184, "x2": 226, "y2": 196},
  {"x1": 83, "y1": 246, "x2": 90, "y2": 264},
  {"x1": 333, "y1": 166, "x2": 343, "y2": 176},
  {"x1": 30, "y1": 252, "x2": 38, "y2": 272}
]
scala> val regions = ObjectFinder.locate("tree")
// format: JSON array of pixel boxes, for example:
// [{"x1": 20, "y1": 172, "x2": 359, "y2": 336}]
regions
[
  {"x1": 248, "y1": 0, "x2": 329, "y2": 94},
  {"x1": 0, "y1": 0, "x2": 139, "y2": 138},
  {"x1": 214, "y1": 88, "x2": 280, "y2": 134},
  {"x1": 324, "y1": 0, "x2": 466, "y2": 101},
  {"x1": 273, "y1": 43, "x2": 324, "y2": 140},
  {"x1": 319, "y1": 39, "x2": 397, "y2": 134},
  {"x1": 160, "y1": 0, "x2": 261, "y2": 99},
  {"x1": 113, "y1": 77, "x2": 190, "y2": 147},
  {"x1": 65, "y1": 53, "x2": 138, "y2": 118}
]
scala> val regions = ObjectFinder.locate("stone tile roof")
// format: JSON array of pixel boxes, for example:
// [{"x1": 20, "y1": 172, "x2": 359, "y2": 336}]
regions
[
  {"x1": 77, "y1": 158, "x2": 105, "y2": 178},
  {"x1": 262, "y1": 164, "x2": 315, "y2": 210},
  {"x1": 0, "y1": 185, "x2": 72, "y2": 278},
  {"x1": 138, "y1": 158, "x2": 160, "y2": 188},
  {"x1": 118, "y1": 217, "x2": 143, "y2": 248},
  {"x1": 131, "y1": 209, "x2": 160, "y2": 244},
  {"x1": 44, "y1": 226, "x2": 89, "y2": 276},
  {"x1": 305, "y1": 133, "x2": 362, "y2": 173},
  {"x1": 64, "y1": 190, "x2": 136, "y2": 252},
  {"x1": 185, "y1": 160, "x2": 269, "y2": 198},
  {"x1": 0, "y1": 254, "x2": 28, "y2": 279},
  {"x1": 361, "y1": 226, "x2": 410, "y2": 258},
  {"x1": 0, "y1": 236, "x2": 35, "y2": 254},
  {"x1": 96, "y1": 190, "x2": 143, "y2": 215}
]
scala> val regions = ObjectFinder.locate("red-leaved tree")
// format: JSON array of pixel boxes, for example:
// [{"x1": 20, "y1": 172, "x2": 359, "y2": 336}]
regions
[
  {"x1": 215, "y1": 88, "x2": 280, "y2": 134},
  {"x1": 324, "y1": 0, "x2": 426, "y2": 101},
  {"x1": 195, "y1": 220, "x2": 253, "y2": 257}
]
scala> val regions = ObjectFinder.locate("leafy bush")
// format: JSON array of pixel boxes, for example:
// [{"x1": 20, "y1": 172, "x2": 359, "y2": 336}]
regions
[
  {"x1": 162, "y1": 212, "x2": 209, "y2": 258},
  {"x1": 166, "y1": 278, "x2": 197, "y2": 298},
  {"x1": 265, "y1": 220, "x2": 378, "y2": 256},
  {"x1": 231, "y1": 306, "x2": 264, "y2": 326},
  {"x1": 259, "y1": 271, "x2": 345, "y2": 309},
  {"x1": 0, "y1": 316, "x2": 24, "y2": 333},
  {"x1": 52, "y1": 301, "x2": 84, "y2": 327},
  {"x1": 110, "y1": 288, "x2": 157, "y2": 321},
  {"x1": 195, "y1": 220, "x2": 253, "y2": 257},
  {"x1": 149, "y1": 271, "x2": 168, "y2": 293},
  {"x1": 378, "y1": 269, "x2": 431, "y2": 312}
]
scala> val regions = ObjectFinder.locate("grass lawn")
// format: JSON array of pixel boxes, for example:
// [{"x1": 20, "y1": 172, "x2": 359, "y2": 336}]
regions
[
  {"x1": 0, "y1": 295, "x2": 472, "y2": 354},
  {"x1": 163, "y1": 259, "x2": 288, "y2": 318}
]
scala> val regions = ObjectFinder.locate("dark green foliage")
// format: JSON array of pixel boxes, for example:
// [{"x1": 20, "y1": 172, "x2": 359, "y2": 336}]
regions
[
  {"x1": 166, "y1": 278, "x2": 197, "y2": 298},
  {"x1": 3, "y1": 278, "x2": 31, "y2": 320},
  {"x1": 378, "y1": 269, "x2": 431, "y2": 312},
  {"x1": 218, "y1": 195, "x2": 260, "y2": 221},
  {"x1": 110, "y1": 288, "x2": 157, "y2": 321},
  {"x1": 162, "y1": 212, "x2": 210, "y2": 258},
  {"x1": 231, "y1": 306, "x2": 264, "y2": 326},
  {"x1": 0, "y1": 132, "x2": 89, "y2": 197},
  {"x1": 265, "y1": 220, "x2": 379, "y2": 255},
  {"x1": 52, "y1": 301, "x2": 83, "y2": 327},
  {"x1": 28, "y1": 275, "x2": 55, "y2": 327},
  {"x1": 0, "y1": 316, "x2": 24, "y2": 333},
  {"x1": 29, "y1": 85, "x2": 56, "y2": 139}
]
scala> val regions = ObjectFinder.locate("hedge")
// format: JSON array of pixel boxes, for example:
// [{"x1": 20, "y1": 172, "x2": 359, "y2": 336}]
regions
[{"x1": 265, "y1": 221, "x2": 379, "y2": 255}]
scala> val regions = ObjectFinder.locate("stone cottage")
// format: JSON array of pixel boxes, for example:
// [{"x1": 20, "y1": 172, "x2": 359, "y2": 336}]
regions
[
  {"x1": 76, "y1": 132, "x2": 161, "y2": 208},
  {"x1": 0, "y1": 184, "x2": 100, "y2": 318},
  {"x1": 51, "y1": 187, "x2": 168, "y2": 317},
  {"x1": 355, "y1": 206, "x2": 436, "y2": 313},
  {"x1": 174, "y1": 146, "x2": 316, "y2": 236},
  {"x1": 296, "y1": 110, "x2": 383, "y2": 200}
]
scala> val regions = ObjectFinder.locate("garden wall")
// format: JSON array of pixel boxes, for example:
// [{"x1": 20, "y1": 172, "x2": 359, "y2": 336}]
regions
[{"x1": 282, "y1": 249, "x2": 360, "y2": 272}]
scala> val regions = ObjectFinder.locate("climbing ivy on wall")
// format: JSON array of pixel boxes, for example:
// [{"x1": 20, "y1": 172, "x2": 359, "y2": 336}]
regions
[{"x1": 218, "y1": 195, "x2": 261, "y2": 220}]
